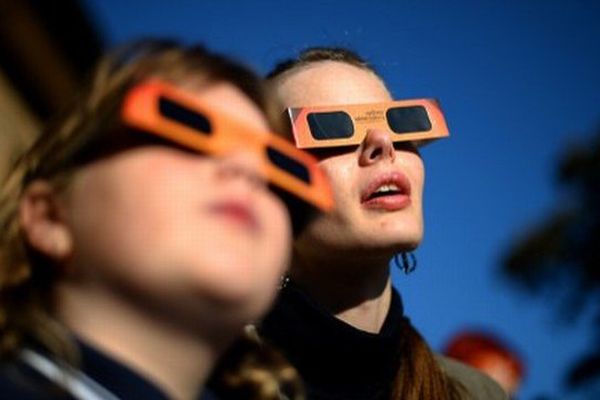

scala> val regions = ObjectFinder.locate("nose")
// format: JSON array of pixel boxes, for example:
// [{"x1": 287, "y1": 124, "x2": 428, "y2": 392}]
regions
[
  {"x1": 216, "y1": 151, "x2": 267, "y2": 190},
  {"x1": 358, "y1": 129, "x2": 396, "y2": 166}
]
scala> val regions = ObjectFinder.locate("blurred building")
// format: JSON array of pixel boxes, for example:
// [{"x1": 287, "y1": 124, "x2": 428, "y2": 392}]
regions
[{"x1": 0, "y1": 0, "x2": 103, "y2": 179}]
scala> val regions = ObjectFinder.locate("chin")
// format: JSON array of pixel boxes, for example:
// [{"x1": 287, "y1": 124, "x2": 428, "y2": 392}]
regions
[
  {"x1": 211, "y1": 270, "x2": 278, "y2": 304},
  {"x1": 366, "y1": 222, "x2": 423, "y2": 249},
  {"x1": 201, "y1": 283, "x2": 276, "y2": 323},
  {"x1": 357, "y1": 237, "x2": 421, "y2": 255},
  {"x1": 394, "y1": 236, "x2": 422, "y2": 253}
]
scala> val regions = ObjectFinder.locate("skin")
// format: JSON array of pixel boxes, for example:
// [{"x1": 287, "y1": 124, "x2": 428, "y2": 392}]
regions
[
  {"x1": 19, "y1": 82, "x2": 291, "y2": 400},
  {"x1": 274, "y1": 61, "x2": 425, "y2": 333}
]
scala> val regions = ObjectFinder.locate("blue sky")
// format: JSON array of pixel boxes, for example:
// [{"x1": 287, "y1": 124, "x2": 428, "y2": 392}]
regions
[{"x1": 81, "y1": 1, "x2": 600, "y2": 398}]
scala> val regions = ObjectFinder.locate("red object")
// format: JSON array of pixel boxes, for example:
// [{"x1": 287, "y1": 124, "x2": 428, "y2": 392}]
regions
[{"x1": 445, "y1": 331, "x2": 525, "y2": 396}]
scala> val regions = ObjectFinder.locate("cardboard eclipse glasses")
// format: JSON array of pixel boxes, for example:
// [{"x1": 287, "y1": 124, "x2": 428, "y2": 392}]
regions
[
  {"x1": 122, "y1": 80, "x2": 333, "y2": 212},
  {"x1": 286, "y1": 99, "x2": 449, "y2": 149}
]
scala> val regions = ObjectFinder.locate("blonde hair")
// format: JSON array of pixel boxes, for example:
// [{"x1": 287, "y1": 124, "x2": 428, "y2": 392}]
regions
[
  {"x1": 0, "y1": 40, "x2": 302, "y2": 399},
  {"x1": 210, "y1": 325, "x2": 304, "y2": 399}
]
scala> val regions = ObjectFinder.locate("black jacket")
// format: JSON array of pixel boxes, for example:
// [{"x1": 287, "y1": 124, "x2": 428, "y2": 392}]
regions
[
  {"x1": 0, "y1": 340, "x2": 218, "y2": 400},
  {"x1": 260, "y1": 281, "x2": 507, "y2": 400}
]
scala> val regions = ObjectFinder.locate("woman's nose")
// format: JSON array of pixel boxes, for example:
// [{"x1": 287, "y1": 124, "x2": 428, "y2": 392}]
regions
[{"x1": 358, "y1": 129, "x2": 396, "y2": 166}]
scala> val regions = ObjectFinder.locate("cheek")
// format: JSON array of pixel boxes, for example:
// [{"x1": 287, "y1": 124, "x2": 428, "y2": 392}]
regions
[
  {"x1": 320, "y1": 157, "x2": 357, "y2": 208},
  {"x1": 401, "y1": 153, "x2": 425, "y2": 199},
  {"x1": 65, "y1": 157, "x2": 200, "y2": 270},
  {"x1": 261, "y1": 196, "x2": 292, "y2": 266}
]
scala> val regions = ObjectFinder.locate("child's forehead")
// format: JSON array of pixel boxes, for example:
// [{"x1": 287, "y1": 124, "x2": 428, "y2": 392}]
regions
[{"x1": 193, "y1": 82, "x2": 270, "y2": 132}]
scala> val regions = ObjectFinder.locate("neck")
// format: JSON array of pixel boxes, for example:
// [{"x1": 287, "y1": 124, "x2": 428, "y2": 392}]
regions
[
  {"x1": 55, "y1": 283, "x2": 231, "y2": 400},
  {"x1": 291, "y1": 250, "x2": 393, "y2": 333}
]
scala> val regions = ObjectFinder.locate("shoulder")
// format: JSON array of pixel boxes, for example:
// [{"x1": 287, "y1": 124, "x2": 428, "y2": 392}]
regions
[{"x1": 435, "y1": 355, "x2": 509, "y2": 400}]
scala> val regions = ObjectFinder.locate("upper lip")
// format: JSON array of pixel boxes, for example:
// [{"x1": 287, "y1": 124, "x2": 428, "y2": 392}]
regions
[{"x1": 360, "y1": 170, "x2": 411, "y2": 202}]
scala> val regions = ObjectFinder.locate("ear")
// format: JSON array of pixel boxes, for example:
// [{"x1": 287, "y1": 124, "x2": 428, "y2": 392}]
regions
[{"x1": 19, "y1": 180, "x2": 73, "y2": 262}]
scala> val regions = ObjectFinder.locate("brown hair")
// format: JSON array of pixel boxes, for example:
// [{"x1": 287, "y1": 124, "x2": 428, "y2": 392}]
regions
[
  {"x1": 0, "y1": 39, "x2": 302, "y2": 399},
  {"x1": 267, "y1": 47, "x2": 467, "y2": 400}
]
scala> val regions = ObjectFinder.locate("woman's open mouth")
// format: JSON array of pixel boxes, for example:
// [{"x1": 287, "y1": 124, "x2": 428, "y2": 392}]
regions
[{"x1": 360, "y1": 171, "x2": 411, "y2": 211}]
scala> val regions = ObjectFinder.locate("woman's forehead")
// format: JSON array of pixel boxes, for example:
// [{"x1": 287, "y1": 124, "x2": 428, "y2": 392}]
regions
[{"x1": 275, "y1": 61, "x2": 392, "y2": 108}]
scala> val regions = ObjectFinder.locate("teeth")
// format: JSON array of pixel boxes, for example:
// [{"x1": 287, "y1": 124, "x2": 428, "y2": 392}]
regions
[{"x1": 375, "y1": 184, "x2": 400, "y2": 193}]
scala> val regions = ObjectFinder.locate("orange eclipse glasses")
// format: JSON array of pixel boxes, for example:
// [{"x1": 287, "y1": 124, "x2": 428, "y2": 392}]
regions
[
  {"x1": 286, "y1": 99, "x2": 449, "y2": 149},
  {"x1": 121, "y1": 80, "x2": 333, "y2": 212}
]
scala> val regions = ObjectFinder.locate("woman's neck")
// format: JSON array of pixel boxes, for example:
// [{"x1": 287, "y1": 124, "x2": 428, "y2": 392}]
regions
[
  {"x1": 291, "y1": 250, "x2": 393, "y2": 333},
  {"x1": 55, "y1": 283, "x2": 231, "y2": 400}
]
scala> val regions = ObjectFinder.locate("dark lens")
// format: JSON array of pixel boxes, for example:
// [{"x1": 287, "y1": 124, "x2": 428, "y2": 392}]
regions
[
  {"x1": 307, "y1": 112, "x2": 354, "y2": 140},
  {"x1": 159, "y1": 96, "x2": 212, "y2": 135},
  {"x1": 386, "y1": 106, "x2": 431, "y2": 134},
  {"x1": 266, "y1": 147, "x2": 310, "y2": 184}
]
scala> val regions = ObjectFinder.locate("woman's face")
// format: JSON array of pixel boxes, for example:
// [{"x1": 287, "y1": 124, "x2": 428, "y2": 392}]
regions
[
  {"x1": 275, "y1": 61, "x2": 425, "y2": 258},
  {"x1": 54, "y1": 82, "x2": 291, "y2": 325}
]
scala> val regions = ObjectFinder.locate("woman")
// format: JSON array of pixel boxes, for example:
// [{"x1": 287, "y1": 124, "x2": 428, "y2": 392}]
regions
[
  {"x1": 259, "y1": 48, "x2": 507, "y2": 399},
  {"x1": 0, "y1": 40, "x2": 331, "y2": 399}
]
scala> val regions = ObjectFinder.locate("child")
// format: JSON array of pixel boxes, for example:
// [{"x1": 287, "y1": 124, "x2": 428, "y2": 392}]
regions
[{"x1": 0, "y1": 40, "x2": 331, "y2": 400}]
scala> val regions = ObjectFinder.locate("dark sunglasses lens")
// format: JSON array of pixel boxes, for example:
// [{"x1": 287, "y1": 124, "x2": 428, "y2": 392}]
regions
[
  {"x1": 266, "y1": 147, "x2": 311, "y2": 184},
  {"x1": 307, "y1": 112, "x2": 354, "y2": 140},
  {"x1": 159, "y1": 96, "x2": 212, "y2": 135},
  {"x1": 386, "y1": 106, "x2": 431, "y2": 134}
]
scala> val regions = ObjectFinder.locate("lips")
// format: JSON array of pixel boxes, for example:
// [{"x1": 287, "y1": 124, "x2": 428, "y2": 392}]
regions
[
  {"x1": 360, "y1": 171, "x2": 412, "y2": 211},
  {"x1": 209, "y1": 201, "x2": 260, "y2": 232}
]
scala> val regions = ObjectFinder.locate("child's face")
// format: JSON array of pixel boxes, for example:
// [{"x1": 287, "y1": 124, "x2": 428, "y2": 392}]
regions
[{"x1": 53, "y1": 82, "x2": 292, "y2": 327}]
